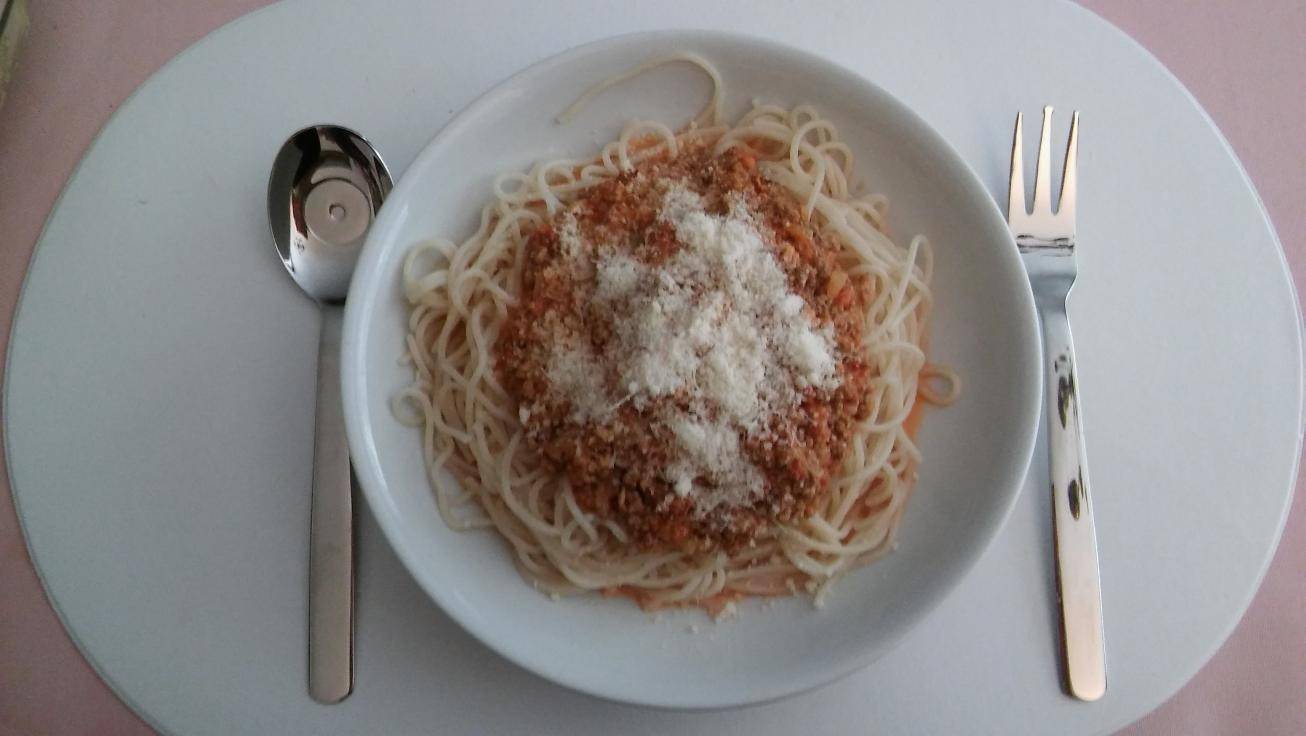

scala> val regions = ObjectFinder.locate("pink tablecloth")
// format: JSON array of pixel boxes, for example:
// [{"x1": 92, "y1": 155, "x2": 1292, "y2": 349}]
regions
[{"x1": 0, "y1": 1, "x2": 1301, "y2": 734}]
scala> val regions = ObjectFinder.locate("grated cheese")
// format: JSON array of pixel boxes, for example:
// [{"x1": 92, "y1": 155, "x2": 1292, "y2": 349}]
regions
[
  {"x1": 560, "y1": 181, "x2": 841, "y2": 512},
  {"x1": 545, "y1": 338, "x2": 610, "y2": 421},
  {"x1": 557, "y1": 211, "x2": 584, "y2": 259}
]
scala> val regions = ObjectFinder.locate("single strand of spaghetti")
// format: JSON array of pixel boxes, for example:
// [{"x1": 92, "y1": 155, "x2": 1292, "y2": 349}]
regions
[
  {"x1": 433, "y1": 306, "x2": 472, "y2": 378},
  {"x1": 828, "y1": 451, "x2": 872, "y2": 525},
  {"x1": 786, "y1": 139, "x2": 830, "y2": 218},
  {"x1": 787, "y1": 145, "x2": 824, "y2": 184},
  {"x1": 832, "y1": 520, "x2": 899, "y2": 556},
  {"x1": 777, "y1": 525, "x2": 855, "y2": 556},
  {"x1": 556, "y1": 51, "x2": 722, "y2": 128},
  {"x1": 803, "y1": 514, "x2": 848, "y2": 545},
  {"x1": 712, "y1": 118, "x2": 793, "y2": 153},
  {"x1": 726, "y1": 557, "x2": 792, "y2": 581},
  {"x1": 527, "y1": 477, "x2": 553, "y2": 527},
  {"x1": 533, "y1": 165, "x2": 565, "y2": 214},
  {"x1": 413, "y1": 286, "x2": 454, "y2": 311},
  {"x1": 426, "y1": 387, "x2": 473, "y2": 445},
  {"x1": 817, "y1": 158, "x2": 849, "y2": 201},
  {"x1": 860, "y1": 388, "x2": 914, "y2": 433},
  {"x1": 849, "y1": 199, "x2": 887, "y2": 229},
  {"x1": 401, "y1": 241, "x2": 455, "y2": 301},
  {"x1": 540, "y1": 159, "x2": 581, "y2": 186},
  {"x1": 796, "y1": 117, "x2": 839, "y2": 149},
  {"x1": 489, "y1": 503, "x2": 550, "y2": 564},
  {"x1": 780, "y1": 548, "x2": 841, "y2": 579},
  {"x1": 712, "y1": 129, "x2": 791, "y2": 158},
  {"x1": 598, "y1": 518, "x2": 629, "y2": 544},
  {"x1": 725, "y1": 559, "x2": 797, "y2": 582},
  {"x1": 547, "y1": 548, "x2": 683, "y2": 589},
  {"x1": 432, "y1": 376, "x2": 473, "y2": 429},
  {"x1": 390, "y1": 385, "x2": 430, "y2": 427},
  {"x1": 560, "y1": 479, "x2": 599, "y2": 542},
  {"x1": 599, "y1": 142, "x2": 624, "y2": 174},
  {"x1": 428, "y1": 442, "x2": 479, "y2": 526},
  {"x1": 869, "y1": 343, "x2": 917, "y2": 377},
  {"x1": 674, "y1": 125, "x2": 729, "y2": 148},
  {"x1": 465, "y1": 301, "x2": 511, "y2": 401},
  {"x1": 403, "y1": 266, "x2": 448, "y2": 305},
  {"x1": 790, "y1": 119, "x2": 836, "y2": 168},
  {"x1": 739, "y1": 102, "x2": 789, "y2": 125},
  {"x1": 447, "y1": 216, "x2": 524, "y2": 311},
  {"x1": 470, "y1": 211, "x2": 538, "y2": 272},
  {"x1": 911, "y1": 234, "x2": 936, "y2": 282},
  {"x1": 817, "y1": 140, "x2": 855, "y2": 175},
  {"x1": 919, "y1": 365, "x2": 962, "y2": 405},
  {"x1": 492, "y1": 172, "x2": 534, "y2": 205},
  {"x1": 615, "y1": 121, "x2": 679, "y2": 170},
  {"x1": 658, "y1": 569, "x2": 719, "y2": 602},
  {"x1": 507, "y1": 458, "x2": 550, "y2": 488},
  {"x1": 405, "y1": 328, "x2": 435, "y2": 383},
  {"x1": 466, "y1": 420, "x2": 506, "y2": 495},
  {"x1": 626, "y1": 558, "x2": 721, "y2": 589},
  {"x1": 868, "y1": 339, "x2": 927, "y2": 365},
  {"x1": 894, "y1": 427, "x2": 924, "y2": 464},
  {"x1": 578, "y1": 162, "x2": 612, "y2": 182},
  {"x1": 557, "y1": 519, "x2": 593, "y2": 553},
  {"x1": 492, "y1": 434, "x2": 564, "y2": 538},
  {"x1": 832, "y1": 462, "x2": 890, "y2": 527},
  {"x1": 724, "y1": 545, "x2": 778, "y2": 568},
  {"x1": 788, "y1": 105, "x2": 828, "y2": 139},
  {"x1": 400, "y1": 239, "x2": 454, "y2": 285}
]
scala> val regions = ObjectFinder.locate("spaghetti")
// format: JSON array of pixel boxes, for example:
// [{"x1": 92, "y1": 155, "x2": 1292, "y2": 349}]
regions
[{"x1": 393, "y1": 55, "x2": 957, "y2": 614}]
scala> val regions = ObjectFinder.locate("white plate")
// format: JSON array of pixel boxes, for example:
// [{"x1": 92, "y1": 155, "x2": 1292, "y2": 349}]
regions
[
  {"x1": 341, "y1": 30, "x2": 1042, "y2": 708},
  {"x1": 5, "y1": 1, "x2": 1300, "y2": 734}
]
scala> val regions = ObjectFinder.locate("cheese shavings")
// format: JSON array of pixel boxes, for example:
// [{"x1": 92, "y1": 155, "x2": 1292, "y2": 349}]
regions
[{"x1": 564, "y1": 182, "x2": 840, "y2": 512}]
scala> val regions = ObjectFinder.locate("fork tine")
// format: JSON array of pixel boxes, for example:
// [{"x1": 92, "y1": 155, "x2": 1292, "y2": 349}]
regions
[
  {"x1": 1032, "y1": 106, "x2": 1054, "y2": 214},
  {"x1": 1008, "y1": 111, "x2": 1025, "y2": 220},
  {"x1": 1058, "y1": 111, "x2": 1079, "y2": 225}
]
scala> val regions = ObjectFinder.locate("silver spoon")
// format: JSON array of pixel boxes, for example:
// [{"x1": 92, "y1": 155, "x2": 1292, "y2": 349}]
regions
[{"x1": 267, "y1": 125, "x2": 392, "y2": 704}]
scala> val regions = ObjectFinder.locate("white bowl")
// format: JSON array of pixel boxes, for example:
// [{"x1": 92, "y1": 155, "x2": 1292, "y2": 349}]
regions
[{"x1": 342, "y1": 30, "x2": 1041, "y2": 709}]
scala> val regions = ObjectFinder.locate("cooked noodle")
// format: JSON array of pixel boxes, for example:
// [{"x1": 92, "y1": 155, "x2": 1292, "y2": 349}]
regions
[{"x1": 394, "y1": 55, "x2": 957, "y2": 612}]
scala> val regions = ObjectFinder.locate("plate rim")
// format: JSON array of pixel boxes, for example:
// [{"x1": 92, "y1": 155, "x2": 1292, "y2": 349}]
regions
[{"x1": 340, "y1": 27, "x2": 1042, "y2": 709}]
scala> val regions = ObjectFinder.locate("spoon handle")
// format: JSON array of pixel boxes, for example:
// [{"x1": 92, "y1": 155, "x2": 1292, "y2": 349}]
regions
[{"x1": 308, "y1": 306, "x2": 353, "y2": 703}]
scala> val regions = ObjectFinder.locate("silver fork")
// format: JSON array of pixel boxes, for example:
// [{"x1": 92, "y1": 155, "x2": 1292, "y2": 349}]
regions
[{"x1": 1009, "y1": 107, "x2": 1106, "y2": 701}]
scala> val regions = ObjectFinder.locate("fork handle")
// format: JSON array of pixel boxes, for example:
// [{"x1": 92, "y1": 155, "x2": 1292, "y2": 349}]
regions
[{"x1": 1039, "y1": 302, "x2": 1106, "y2": 701}]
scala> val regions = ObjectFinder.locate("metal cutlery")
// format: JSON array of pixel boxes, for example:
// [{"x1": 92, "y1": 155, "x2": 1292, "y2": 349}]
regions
[
  {"x1": 267, "y1": 125, "x2": 392, "y2": 703},
  {"x1": 1008, "y1": 107, "x2": 1106, "y2": 702}
]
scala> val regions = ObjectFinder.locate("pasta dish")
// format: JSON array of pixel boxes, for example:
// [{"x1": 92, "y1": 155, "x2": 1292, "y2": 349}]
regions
[{"x1": 394, "y1": 54, "x2": 957, "y2": 616}]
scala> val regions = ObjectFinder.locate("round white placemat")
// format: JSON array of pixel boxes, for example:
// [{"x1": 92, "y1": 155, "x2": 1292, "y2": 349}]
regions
[{"x1": 5, "y1": 1, "x2": 1300, "y2": 734}]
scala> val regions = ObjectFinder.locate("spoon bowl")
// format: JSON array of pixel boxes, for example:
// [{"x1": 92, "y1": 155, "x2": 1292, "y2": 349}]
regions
[{"x1": 268, "y1": 125, "x2": 392, "y2": 304}]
